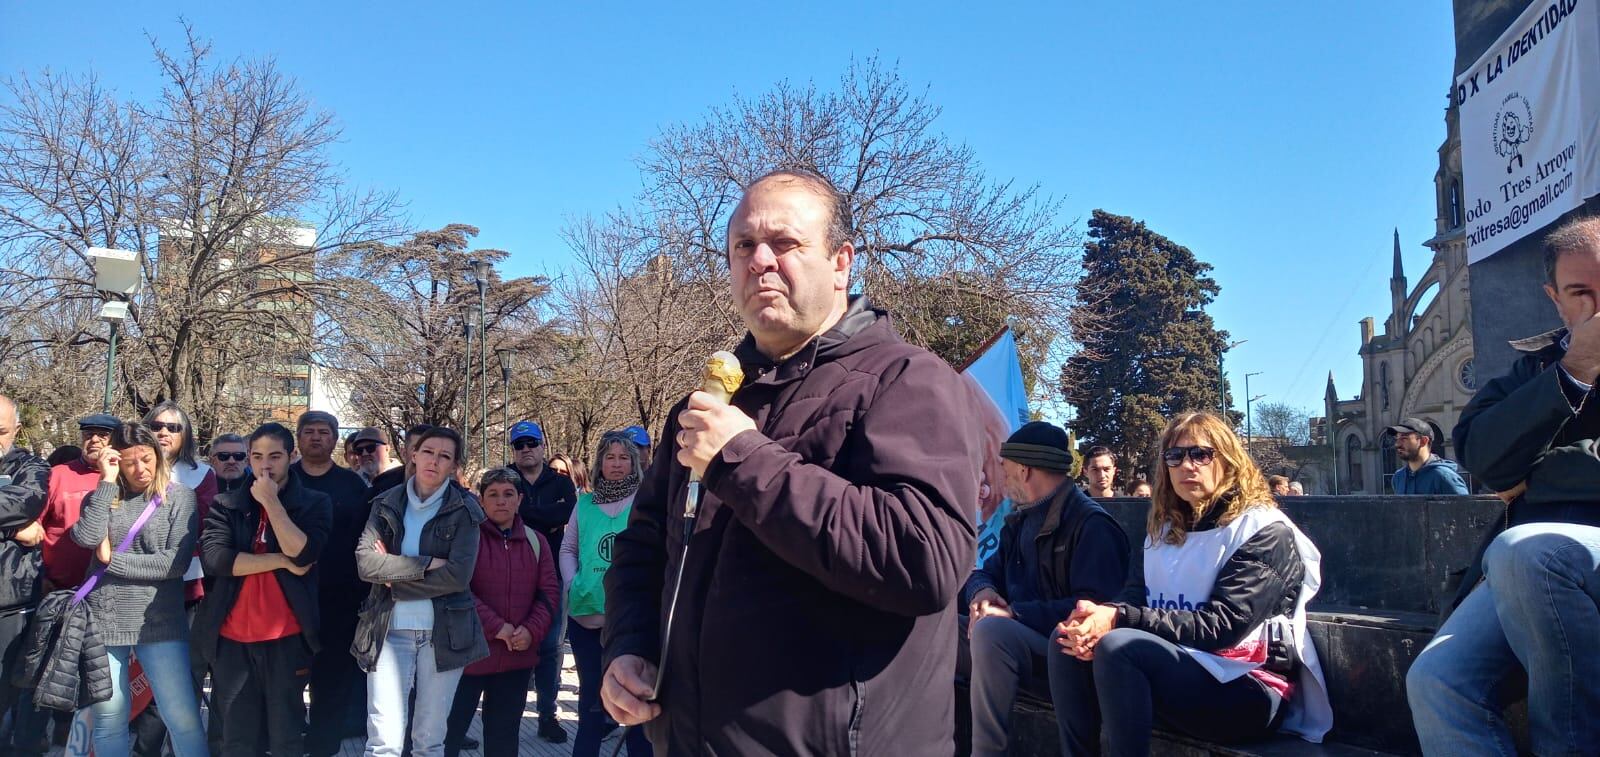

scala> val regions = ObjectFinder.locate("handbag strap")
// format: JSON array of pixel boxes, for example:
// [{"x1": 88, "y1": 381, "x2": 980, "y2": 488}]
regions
[{"x1": 71, "y1": 491, "x2": 164, "y2": 606}]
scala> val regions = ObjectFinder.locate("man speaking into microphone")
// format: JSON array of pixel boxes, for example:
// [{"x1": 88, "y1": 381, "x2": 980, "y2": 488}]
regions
[{"x1": 602, "y1": 168, "x2": 982, "y2": 755}]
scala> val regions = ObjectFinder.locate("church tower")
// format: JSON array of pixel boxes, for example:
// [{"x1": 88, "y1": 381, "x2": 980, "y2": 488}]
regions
[{"x1": 1388, "y1": 229, "x2": 1408, "y2": 338}]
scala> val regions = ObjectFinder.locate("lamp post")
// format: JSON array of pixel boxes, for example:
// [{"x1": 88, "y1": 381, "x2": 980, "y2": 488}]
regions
[
  {"x1": 461, "y1": 317, "x2": 473, "y2": 432},
  {"x1": 496, "y1": 348, "x2": 512, "y2": 466},
  {"x1": 1219, "y1": 339, "x2": 1246, "y2": 416},
  {"x1": 469, "y1": 259, "x2": 492, "y2": 470},
  {"x1": 88, "y1": 248, "x2": 141, "y2": 414},
  {"x1": 1244, "y1": 371, "x2": 1265, "y2": 445}
]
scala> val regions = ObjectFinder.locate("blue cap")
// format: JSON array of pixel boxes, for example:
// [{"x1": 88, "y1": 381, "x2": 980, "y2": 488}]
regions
[
  {"x1": 509, "y1": 421, "x2": 544, "y2": 443},
  {"x1": 624, "y1": 425, "x2": 650, "y2": 448}
]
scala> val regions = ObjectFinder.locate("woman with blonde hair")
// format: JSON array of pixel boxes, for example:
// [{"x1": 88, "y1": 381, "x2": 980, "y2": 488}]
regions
[
  {"x1": 1048, "y1": 412, "x2": 1331, "y2": 755},
  {"x1": 560, "y1": 432, "x2": 650, "y2": 757},
  {"x1": 70, "y1": 422, "x2": 207, "y2": 757}
]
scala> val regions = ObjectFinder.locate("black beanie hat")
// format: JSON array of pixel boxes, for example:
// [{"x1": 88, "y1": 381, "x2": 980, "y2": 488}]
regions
[{"x1": 1000, "y1": 421, "x2": 1074, "y2": 473}]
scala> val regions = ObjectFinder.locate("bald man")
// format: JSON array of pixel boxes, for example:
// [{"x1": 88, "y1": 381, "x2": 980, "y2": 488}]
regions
[{"x1": 0, "y1": 395, "x2": 51, "y2": 755}]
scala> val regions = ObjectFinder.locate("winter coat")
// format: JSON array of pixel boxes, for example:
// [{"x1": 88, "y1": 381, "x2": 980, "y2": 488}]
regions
[
  {"x1": 351, "y1": 480, "x2": 489, "y2": 673},
  {"x1": 0, "y1": 447, "x2": 50, "y2": 613},
  {"x1": 1391, "y1": 455, "x2": 1470, "y2": 495},
  {"x1": 464, "y1": 515, "x2": 559, "y2": 676},
  {"x1": 192, "y1": 472, "x2": 332, "y2": 664},
  {"x1": 1451, "y1": 327, "x2": 1600, "y2": 606},
  {"x1": 10, "y1": 589, "x2": 111, "y2": 712},
  {"x1": 962, "y1": 482, "x2": 1129, "y2": 636},
  {"x1": 604, "y1": 296, "x2": 982, "y2": 756}
]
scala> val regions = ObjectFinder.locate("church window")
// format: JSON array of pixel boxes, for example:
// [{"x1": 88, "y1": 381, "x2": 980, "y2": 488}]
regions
[
  {"x1": 1380, "y1": 362, "x2": 1391, "y2": 409},
  {"x1": 1345, "y1": 436, "x2": 1363, "y2": 490},
  {"x1": 1458, "y1": 357, "x2": 1477, "y2": 392},
  {"x1": 1449, "y1": 180, "x2": 1463, "y2": 228}
]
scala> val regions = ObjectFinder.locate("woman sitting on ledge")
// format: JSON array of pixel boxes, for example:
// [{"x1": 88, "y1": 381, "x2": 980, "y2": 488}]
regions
[{"x1": 1049, "y1": 412, "x2": 1332, "y2": 756}]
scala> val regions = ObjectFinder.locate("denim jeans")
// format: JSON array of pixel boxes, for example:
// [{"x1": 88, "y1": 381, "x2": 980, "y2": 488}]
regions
[
  {"x1": 92, "y1": 640, "x2": 208, "y2": 757},
  {"x1": 365, "y1": 629, "x2": 464, "y2": 757},
  {"x1": 568, "y1": 622, "x2": 650, "y2": 757},
  {"x1": 531, "y1": 599, "x2": 567, "y2": 721},
  {"x1": 1407, "y1": 523, "x2": 1600, "y2": 756}
]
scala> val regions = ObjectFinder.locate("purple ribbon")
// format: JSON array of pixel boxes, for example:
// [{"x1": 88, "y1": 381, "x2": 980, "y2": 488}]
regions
[{"x1": 71, "y1": 492, "x2": 164, "y2": 606}]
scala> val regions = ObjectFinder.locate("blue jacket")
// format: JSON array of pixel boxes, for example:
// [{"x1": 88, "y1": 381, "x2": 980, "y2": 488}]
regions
[
  {"x1": 1391, "y1": 455, "x2": 1469, "y2": 495},
  {"x1": 962, "y1": 482, "x2": 1129, "y2": 635}
]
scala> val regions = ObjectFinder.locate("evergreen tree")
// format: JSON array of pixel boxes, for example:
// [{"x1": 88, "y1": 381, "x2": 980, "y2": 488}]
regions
[{"x1": 1061, "y1": 210, "x2": 1234, "y2": 474}]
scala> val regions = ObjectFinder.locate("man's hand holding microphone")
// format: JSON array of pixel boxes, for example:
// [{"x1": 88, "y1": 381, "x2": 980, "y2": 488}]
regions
[{"x1": 603, "y1": 351, "x2": 752, "y2": 727}]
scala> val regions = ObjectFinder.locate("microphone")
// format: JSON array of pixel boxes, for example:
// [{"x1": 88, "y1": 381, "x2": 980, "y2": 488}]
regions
[
  {"x1": 689, "y1": 350, "x2": 745, "y2": 486},
  {"x1": 652, "y1": 350, "x2": 743, "y2": 705}
]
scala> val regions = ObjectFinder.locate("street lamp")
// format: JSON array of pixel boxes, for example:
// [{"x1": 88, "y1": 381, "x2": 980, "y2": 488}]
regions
[
  {"x1": 496, "y1": 348, "x2": 512, "y2": 466},
  {"x1": 88, "y1": 247, "x2": 141, "y2": 413},
  {"x1": 1244, "y1": 371, "x2": 1265, "y2": 445},
  {"x1": 1219, "y1": 339, "x2": 1246, "y2": 416},
  {"x1": 467, "y1": 259, "x2": 493, "y2": 470}
]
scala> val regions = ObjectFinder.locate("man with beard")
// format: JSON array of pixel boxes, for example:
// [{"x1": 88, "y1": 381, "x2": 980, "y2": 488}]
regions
[
  {"x1": 209, "y1": 434, "x2": 250, "y2": 495},
  {"x1": 345, "y1": 427, "x2": 392, "y2": 487},
  {"x1": 290, "y1": 411, "x2": 373, "y2": 756},
  {"x1": 1386, "y1": 418, "x2": 1468, "y2": 495},
  {"x1": 34, "y1": 414, "x2": 120, "y2": 593},
  {"x1": 0, "y1": 395, "x2": 50, "y2": 757},
  {"x1": 504, "y1": 420, "x2": 575, "y2": 742}
]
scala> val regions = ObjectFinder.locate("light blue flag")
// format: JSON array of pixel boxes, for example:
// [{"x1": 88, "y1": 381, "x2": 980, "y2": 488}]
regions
[{"x1": 961, "y1": 327, "x2": 1030, "y2": 567}]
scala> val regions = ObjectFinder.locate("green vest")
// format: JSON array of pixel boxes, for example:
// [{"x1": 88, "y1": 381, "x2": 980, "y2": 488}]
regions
[{"x1": 567, "y1": 493, "x2": 632, "y2": 617}]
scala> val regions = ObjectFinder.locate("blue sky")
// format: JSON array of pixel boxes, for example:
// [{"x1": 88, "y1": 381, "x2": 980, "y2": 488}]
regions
[{"x1": 0, "y1": 1, "x2": 1456, "y2": 420}]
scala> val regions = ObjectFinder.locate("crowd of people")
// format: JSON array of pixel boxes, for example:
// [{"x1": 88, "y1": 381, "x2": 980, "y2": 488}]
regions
[
  {"x1": 0, "y1": 398, "x2": 664, "y2": 757},
  {"x1": 0, "y1": 170, "x2": 1596, "y2": 757}
]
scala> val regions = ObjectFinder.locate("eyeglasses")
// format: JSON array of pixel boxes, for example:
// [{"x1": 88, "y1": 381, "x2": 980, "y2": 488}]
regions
[
  {"x1": 146, "y1": 421, "x2": 184, "y2": 434},
  {"x1": 214, "y1": 452, "x2": 245, "y2": 462},
  {"x1": 512, "y1": 439, "x2": 543, "y2": 451},
  {"x1": 1161, "y1": 446, "x2": 1216, "y2": 468},
  {"x1": 352, "y1": 443, "x2": 380, "y2": 455}
]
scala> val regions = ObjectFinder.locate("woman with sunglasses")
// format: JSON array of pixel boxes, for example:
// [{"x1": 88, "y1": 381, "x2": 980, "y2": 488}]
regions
[
  {"x1": 1049, "y1": 412, "x2": 1331, "y2": 755},
  {"x1": 143, "y1": 402, "x2": 217, "y2": 605},
  {"x1": 69, "y1": 423, "x2": 207, "y2": 757},
  {"x1": 561, "y1": 432, "x2": 651, "y2": 757}
]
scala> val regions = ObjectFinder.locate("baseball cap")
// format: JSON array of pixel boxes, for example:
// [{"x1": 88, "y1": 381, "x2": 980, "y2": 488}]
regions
[
  {"x1": 1386, "y1": 417, "x2": 1433, "y2": 437},
  {"x1": 509, "y1": 421, "x2": 544, "y2": 444},
  {"x1": 624, "y1": 425, "x2": 650, "y2": 448}
]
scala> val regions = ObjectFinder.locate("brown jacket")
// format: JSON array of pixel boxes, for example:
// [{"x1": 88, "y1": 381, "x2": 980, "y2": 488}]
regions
[{"x1": 605, "y1": 297, "x2": 980, "y2": 756}]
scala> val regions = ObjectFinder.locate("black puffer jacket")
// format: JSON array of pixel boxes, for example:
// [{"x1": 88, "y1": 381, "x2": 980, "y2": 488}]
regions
[
  {"x1": 0, "y1": 447, "x2": 50, "y2": 614},
  {"x1": 10, "y1": 590, "x2": 111, "y2": 711}
]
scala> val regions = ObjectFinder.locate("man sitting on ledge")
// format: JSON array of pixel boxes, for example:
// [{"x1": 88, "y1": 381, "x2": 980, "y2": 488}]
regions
[
  {"x1": 962, "y1": 421, "x2": 1128, "y2": 757},
  {"x1": 1407, "y1": 216, "x2": 1600, "y2": 756}
]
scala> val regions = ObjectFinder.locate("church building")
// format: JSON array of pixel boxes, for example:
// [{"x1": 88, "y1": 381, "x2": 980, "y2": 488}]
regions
[{"x1": 1322, "y1": 104, "x2": 1476, "y2": 494}]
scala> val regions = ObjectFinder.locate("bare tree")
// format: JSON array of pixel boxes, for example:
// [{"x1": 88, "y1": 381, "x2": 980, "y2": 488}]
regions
[
  {"x1": 319, "y1": 225, "x2": 551, "y2": 471},
  {"x1": 534, "y1": 57, "x2": 1088, "y2": 456},
  {"x1": 0, "y1": 25, "x2": 402, "y2": 438}
]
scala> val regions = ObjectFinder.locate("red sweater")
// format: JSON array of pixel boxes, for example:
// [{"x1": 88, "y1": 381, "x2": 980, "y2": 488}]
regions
[
  {"x1": 465, "y1": 515, "x2": 559, "y2": 676},
  {"x1": 39, "y1": 459, "x2": 100, "y2": 589}
]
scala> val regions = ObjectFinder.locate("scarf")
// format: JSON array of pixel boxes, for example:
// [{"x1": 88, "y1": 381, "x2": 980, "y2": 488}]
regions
[{"x1": 593, "y1": 473, "x2": 640, "y2": 505}]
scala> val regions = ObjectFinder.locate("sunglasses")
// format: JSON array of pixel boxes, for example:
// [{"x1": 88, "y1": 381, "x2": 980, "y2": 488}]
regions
[
  {"x1": 214, "y1": 452, "x2": 245, "y2": 462},
  {"x1": 1161, "y1": 445, "x2": 1216, "y2": 468},
  {"x1": 146, "y1": 421, "x2": 184, "y2": 434},
  {"x1": 352, "y1": 443, "x2": 380, "y2": 455},
  {"x1": 512, "y1": 439, "x2": 543, "y2": 451}
]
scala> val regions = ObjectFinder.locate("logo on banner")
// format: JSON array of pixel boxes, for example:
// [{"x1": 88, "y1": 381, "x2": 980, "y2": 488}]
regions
[{"x1": 1494, "y1": 93, "x2": 1535, "y2": 173}]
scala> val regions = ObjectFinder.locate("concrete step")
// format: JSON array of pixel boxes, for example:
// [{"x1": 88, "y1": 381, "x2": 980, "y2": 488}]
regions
[{"x1": 1306, "y1": 607, "x2": 1437, "y2": 755}]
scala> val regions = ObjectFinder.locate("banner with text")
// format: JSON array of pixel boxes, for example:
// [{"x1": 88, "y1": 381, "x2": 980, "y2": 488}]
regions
[
  {"x1": 1456, "y1": 0, "x2": 1600, "y2": 263},
  {"x1": 961, "y1": 327, "x2": 1031, "y2": 567}
]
